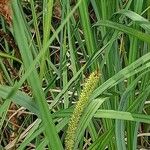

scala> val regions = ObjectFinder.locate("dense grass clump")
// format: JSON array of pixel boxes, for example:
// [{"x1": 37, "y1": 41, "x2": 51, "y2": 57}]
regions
[{"x1": 0, "y1": 0, "x2": 150, "y2": 149}]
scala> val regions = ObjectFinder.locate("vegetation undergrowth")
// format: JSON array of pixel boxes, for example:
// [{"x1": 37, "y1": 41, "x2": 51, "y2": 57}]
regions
[{"x1": 0, "y1": 0, "x2": 150, "y2": 149}]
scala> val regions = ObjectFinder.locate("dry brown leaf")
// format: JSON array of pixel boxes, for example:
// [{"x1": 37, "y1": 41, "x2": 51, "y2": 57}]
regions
[{"x1": 0, "y1": 0, "x2": 12, "y2": 25}]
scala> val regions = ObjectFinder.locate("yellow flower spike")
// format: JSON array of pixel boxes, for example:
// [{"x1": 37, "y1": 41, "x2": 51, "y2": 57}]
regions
[{"x1": 65, "y1": 71, "x2": 100, "y2": 150}]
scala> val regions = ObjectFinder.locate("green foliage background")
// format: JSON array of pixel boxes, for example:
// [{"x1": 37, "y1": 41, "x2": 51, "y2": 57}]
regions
[{"x1": 0, "y1": 0, "x2": 150, "y2": 149}]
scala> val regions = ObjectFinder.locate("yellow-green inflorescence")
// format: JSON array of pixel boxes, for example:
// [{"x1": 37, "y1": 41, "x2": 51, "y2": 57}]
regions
[{"x1": 65, "y1": 71, "x2": 100, "y2": 150}]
